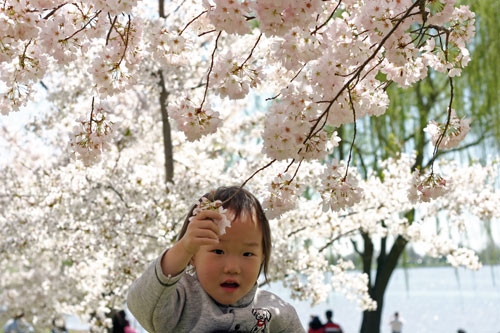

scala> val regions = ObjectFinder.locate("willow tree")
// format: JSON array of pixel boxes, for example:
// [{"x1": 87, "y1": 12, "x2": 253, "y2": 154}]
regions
[{"x1": 331, "y1": 1, "x2": 500, "y2": 331}]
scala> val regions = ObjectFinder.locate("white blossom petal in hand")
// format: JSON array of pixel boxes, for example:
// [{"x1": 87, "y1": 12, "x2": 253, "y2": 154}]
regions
[{"x1": 192, "y1": 197, "x2": 231, "y2": 235}]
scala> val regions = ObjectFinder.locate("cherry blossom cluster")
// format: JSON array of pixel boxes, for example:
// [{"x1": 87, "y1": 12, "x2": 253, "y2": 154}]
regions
[
  {"x1": 148, "y1": 23, "x2": 191, "y2": 67},
  {"x1": 203, "y1": 0, "x2": 252, "y2": 35},
  {"x1": 251, "y1": 0, "x2": 324, "y2": 36},
  {"x1": 0, "y1": 1, "x2": 142, "y2": 114},
  {"x1": 270, "y1": 28, "x2": 321, "y2": 71},
  {"x1": 169, "y1": 98, "x2": 223, "y2": 141},
  {"x1": 262, "y1": 86, "x2": 333, "y2": 161},
  {"x1": 424, "y1": 236, "x2": 482, "y2": 271},
  {"x1": 446, "y1": 248, "x2": 481, "y2": 271},
  {"x1": 2, "y1": 0, "x2": 477, "y2": 174},
  {"x1": 211, "y1": 50, "x2": 264, "y2": 99},
  {"x1": 191, "y1": 196, "x2": 231, "y2": 235},
  {"x1": 68, "y1": 102, "x2": 117, "y2": 166},
  {"x1": 262, "y1": 173, "x2": 303, "y2": 220},
  {"x1": 87, "y1": 17, "x2": 144, "y2": 97},
  {"x1": 424, "y1": 109, "x2": 471, "y2": 149},
  {"x1": 319, "y1": 159, "x2": 363, "y2": 211},
  {"x1": 422, "y1": 5, "x2": 476, "y2": 78},
  {"x1": 204, "y1": 0, "x2": 324, "y2": 37},
  {"x1": 330, "y1": 259, "x2": 377, "y2": 311},
  {"x1": 88, "y1": 0, "x2": 138, "y2": 15},
  {"x1": 408, "y1": 170, "x2": 450, "y2": 203}
]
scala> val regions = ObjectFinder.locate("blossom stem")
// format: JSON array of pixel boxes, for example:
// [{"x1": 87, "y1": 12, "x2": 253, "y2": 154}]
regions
[
  {"x1": 289, "y1": 158, "x2": 304, "y2": 184},
  {"x1": 60, "y1": 10, "x2": 101, "y2": 42},
  {"x1": 430, "y1": 76, "x2": 454, "y2": 174},
  {"x1": 283, "y1": 159, "x2": 296, "y2": 173},
  {"x1": 198, "y1": 29, "x2": 216, "y2": 37},
  {"x1": 221, "y1": 159, "x2": 277, "y2": 206},
  {"x1": 199, "y1": 31, "x2": 222, "y2": 111},
  {"x1": 114, "y1": 15, "x2": 132, "y2": 70},
  {"x1": 344, "y1": 87, "x2": 357, "y2": 181},
  {"x1": 43, "y1": 2, "x2": 68, "y2": 20},
  {"x1": 179, "y1": 10, "x2": 207, "y2": 36},
  {"x1": 311, "y1": 0, "x2": 342, "y2": 35},
  {"x1": 237, "y1": 33, "x2": 262, "y2": 71},
  {"x1": 319, "y1": 228, "x2": 360, "y2": 253},
  {"x1": 106, "y1": 14, "x2": 118, "y2": 46},
  {"x1": 89, "y1": 97, "x2": 95, "y2": 134}
]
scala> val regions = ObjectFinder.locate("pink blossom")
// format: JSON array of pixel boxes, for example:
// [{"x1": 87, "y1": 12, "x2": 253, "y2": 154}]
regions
[
  {"x1": 169, "y1": 98, "x2": 223, "y2": 141},
  {"x1": 424, "y1": 109, "x2": 471, "y2": 150}
]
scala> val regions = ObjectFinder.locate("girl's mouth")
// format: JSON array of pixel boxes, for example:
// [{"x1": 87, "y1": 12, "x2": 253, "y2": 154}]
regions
[{"x1": 220, "y1": 281, "x2": 240, "y2": 291}]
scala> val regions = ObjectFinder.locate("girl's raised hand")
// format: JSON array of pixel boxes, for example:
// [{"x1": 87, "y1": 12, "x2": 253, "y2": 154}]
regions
[{"x1": 179, "y1": 209, "x2": 222, "y2": 256}]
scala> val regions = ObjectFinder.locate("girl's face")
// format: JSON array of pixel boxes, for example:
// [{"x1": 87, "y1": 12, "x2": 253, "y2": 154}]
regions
[{"x1": 191, "y1": 210, "x2": 264, "y2": 305}]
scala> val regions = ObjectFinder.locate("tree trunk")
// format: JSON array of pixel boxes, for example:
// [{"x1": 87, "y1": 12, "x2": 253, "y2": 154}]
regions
[
  {"x1": 360, "y1": 305, "x2": 384, "y2": 333},
  {"x1": 359, "y1": 233, "x2": 409, "y2": 333},
  {"x1": 157, "y1": 0, "x2": 174, "y2": 184},
  {"x1": 158, "y1": 70, "x2": 174, "y2": 183}
]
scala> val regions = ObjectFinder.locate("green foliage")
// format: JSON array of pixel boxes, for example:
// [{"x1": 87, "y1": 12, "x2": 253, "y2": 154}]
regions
[
  {"x1": 454, "y1": 0, "x2": 500, "y2": 146},
  {"x1": 428, "y1": 1, "x2": 446, "y2": 15}
]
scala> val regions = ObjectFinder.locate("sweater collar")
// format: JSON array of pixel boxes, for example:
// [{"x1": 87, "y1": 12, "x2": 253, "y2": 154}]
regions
[{"x1": 229, "y1": 282, "x2": 258, "y2": 307}]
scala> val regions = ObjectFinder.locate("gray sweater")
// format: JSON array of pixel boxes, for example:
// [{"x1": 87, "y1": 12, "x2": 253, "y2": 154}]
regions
[{"x1": 127, "y1": 253, "x2": 305, "y2": 333}]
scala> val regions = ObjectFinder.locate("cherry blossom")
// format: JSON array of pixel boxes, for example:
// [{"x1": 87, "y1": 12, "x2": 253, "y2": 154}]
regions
[
  {"x1": 408, "y1": 170, "x2": 450, "y2": 203},
  {"x1": 320, "y1": 159, "x2": 363, "y2": 211},
  {"x1": 0, "y1": 0, "x2": 493, "y2": 330},
  {"x1": 191, "y1": 196, "x2": 231, "y2": 235},
  {"x1": 68, "y1": 101, "x2": 117, "y2": 166},
  {"x1": 169, "y1": 97, "x2": 223, "y2": 141},
  {"x1": 424, "y1": 109, "x2": 471, "y2": 150}
]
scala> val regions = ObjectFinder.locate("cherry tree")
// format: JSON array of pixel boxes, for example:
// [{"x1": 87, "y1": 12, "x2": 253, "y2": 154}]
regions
[{"x1": 1, "y1": 0, "x2": 497, "y2": 332}]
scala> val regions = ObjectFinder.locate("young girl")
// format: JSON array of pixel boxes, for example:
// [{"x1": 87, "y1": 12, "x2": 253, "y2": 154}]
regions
[{"x1": 127, "y1": 186, "x2": 305, "y2": 333}]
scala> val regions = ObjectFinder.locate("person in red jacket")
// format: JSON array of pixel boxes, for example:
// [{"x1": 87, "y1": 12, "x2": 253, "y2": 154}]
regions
[
  {"x1": 323, "y1": 310, "x2": 343, "y2": 333},
  {"x1": 308, "y1": 316, "x2": 324, "y2": 333}
]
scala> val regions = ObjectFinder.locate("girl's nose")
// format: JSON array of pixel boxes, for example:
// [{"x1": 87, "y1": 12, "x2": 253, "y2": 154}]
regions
[{"x1": 223, "y1": 257, "x2": 241, "y2": 274}]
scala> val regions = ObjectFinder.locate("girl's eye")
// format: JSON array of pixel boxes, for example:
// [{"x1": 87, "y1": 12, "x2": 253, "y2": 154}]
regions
[
  {"x1": 243, "y1": 252, "x2": 254, "y2": 257},
  {"x1": 212, "y1": 249, "x2": 224, "y2": 255}
]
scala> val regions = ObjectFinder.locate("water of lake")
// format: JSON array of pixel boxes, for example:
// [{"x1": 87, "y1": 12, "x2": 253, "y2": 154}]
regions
[{"x1": 260, "y1": 265, "x2": 500, "y2": 333}]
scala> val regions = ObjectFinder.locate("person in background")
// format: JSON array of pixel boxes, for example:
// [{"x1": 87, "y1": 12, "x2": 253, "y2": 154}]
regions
[
  {"x1": 4, "y1": 311, "x2": 34, "y2": 333},
  {"x1": 308, "y1": 316, "x2": 324, "y2": 333},
  {"x1": 51, "y1": 317, "x2": 68, "y2": 333},
  {"x1": 323, "y1": 309, "x2": 343, "y2": 333},
  {"x1": 112, "y1": 310, "x2": 136, "y2": 333},
  {"x1": 389, "y1": 312, "x2": 404, "y2": 333}
]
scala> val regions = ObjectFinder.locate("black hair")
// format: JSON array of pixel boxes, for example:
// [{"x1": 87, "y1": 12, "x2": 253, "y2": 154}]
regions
[
  {"x1": 309, "y1": 316, "x2": 323, "y2": 329},
  {"x1": 326, "y1": 309, "x2": 333, "y2": 319}
]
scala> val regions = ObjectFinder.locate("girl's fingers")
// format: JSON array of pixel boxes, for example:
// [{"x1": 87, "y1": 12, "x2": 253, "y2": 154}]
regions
[
  {"x1": 193, "y1": 209, "x2": 223, "y2": 221},
  {"x1": 191, "y1": 228, "x2": 219, "y2": 241},
  {"x1": 188, "y1": 218, "x2": 220, "y2": 235}
]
